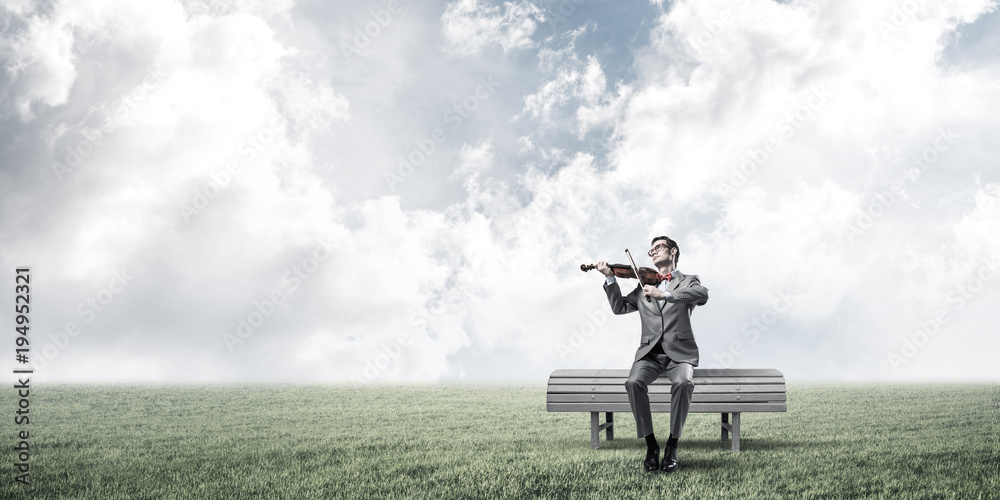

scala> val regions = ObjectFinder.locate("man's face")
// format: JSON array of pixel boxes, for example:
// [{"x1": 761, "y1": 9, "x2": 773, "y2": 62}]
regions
[{"x1": 649, "y1": 240, "x2": 674, "y2": 267}]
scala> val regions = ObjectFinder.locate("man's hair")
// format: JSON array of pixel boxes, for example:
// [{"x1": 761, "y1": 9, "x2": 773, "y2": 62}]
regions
[{"x1": 651, "y1": 235, "x2": 679, "y2": 264}]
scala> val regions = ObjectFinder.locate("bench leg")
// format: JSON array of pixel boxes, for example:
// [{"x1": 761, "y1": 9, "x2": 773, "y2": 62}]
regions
[
  {"x1": 721, "y1": 412, "x2": 729, "y2": 442},
  {"x1": 590, "y1": 412, "x2": 615, "y2": 449},
  {"x1": 731, "y1": 412, "x2": 741, "y2": 452},
  {"x1": 590, "y1": 412, "x2": 600, "y2": 449}
]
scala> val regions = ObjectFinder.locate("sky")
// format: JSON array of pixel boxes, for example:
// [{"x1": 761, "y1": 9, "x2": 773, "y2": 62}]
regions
[{"x1": 1, "y1": 0, "x2": 998, "y2": 383}]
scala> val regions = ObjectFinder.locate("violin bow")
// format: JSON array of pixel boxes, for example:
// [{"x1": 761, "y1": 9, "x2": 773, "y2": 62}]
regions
[{"x1": 624, "y1": 248, "x2": 652, "y2": 303}]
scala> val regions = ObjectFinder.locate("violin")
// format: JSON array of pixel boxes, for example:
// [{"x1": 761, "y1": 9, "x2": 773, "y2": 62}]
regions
[
  {"x1": 580, "y1": 263, "x2": 662, "y2": 286},
  {"x1": 582, "y1": 249, "x2": 661, "y2": 303}
]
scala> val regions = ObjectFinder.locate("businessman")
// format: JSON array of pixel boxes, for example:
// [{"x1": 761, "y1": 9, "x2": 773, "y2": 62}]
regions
[{"x1": 596, "y1": 235, "x2": 708, "y2": 473}]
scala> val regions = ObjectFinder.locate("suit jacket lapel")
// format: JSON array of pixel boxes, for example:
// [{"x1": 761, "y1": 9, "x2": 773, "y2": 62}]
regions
[{"x1": 668, "y1": 270, "x2": 684, "y2": 292}]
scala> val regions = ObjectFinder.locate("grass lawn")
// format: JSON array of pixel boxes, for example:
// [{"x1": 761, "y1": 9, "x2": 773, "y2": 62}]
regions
[{"x1": 1, "y1": 383, "x2": 997, "y2": 499}]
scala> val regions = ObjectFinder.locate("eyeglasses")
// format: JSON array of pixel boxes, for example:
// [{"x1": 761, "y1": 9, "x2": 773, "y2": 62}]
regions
[{"x1": 648, "y1": 243, "x2": 670, "y2": 257}]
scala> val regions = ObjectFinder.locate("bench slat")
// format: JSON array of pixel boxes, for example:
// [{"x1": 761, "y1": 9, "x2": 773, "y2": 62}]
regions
[
  {"x1": 547, "y1": 383, "x2": 785, "y2": 394},
  {"x1": 550, "y1": 368, "x2": 784, "y2": 378},
  {"x1": 547, "y1": 402, "x2": 787, "y2": 412},
  {"x1": 547, "y1": 376, "x2": 784, "y2": 385},
  {"x1": 546, "y1": 393, "x2": 786, "y2": 403}
]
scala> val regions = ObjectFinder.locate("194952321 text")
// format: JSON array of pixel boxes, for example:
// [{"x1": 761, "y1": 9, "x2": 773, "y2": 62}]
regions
[{"x1": 13, "y1": 267, "x2": 32, "y2": 486}]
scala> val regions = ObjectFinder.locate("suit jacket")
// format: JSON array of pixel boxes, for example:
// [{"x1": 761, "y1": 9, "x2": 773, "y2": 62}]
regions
[{"x1": 604, "y1": 270, "x2": 709, "y2": 365}]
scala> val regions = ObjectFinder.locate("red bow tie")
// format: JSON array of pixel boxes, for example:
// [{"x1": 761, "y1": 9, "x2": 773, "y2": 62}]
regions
[{"x1": 657, "y1": 272, "x2": 672, "y2": 283}]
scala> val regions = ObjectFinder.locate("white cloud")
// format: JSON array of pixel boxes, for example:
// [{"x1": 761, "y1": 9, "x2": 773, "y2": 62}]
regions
[
  {"x1": 949, "y1": 182, "x2": 1000, "y2": 273},
  {"x1": 578, "y1": 54, "x2": 605, "y2": 103},
  {"x1": 575, "y1": 57, "x2": 631, "y2": 138},
  {"x1": 518, "y1": 51, "x2": 631, "y2": 138},
  {"x1": 2, "y1": 0, "x2": 999, "y2": 383},
  {"x1": 519, "y1": 68, "x2": 578, "y2": 122},
  {"x1": 452, "y1": 140, "x2": 494, "y2": 178},
  {"x1": 2, "y1": 2, "x2": 84, "y2": 119},
  {"x1": 440, "y1": 0, "x2": 545, "y2": 55},
  {"x1": 692, "y1": 180, "x2": 862, "y2": 317}
]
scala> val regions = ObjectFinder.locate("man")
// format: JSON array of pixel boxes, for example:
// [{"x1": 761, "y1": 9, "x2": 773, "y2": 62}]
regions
[{"x1": 595, "y1": 235, "x2": 708, "y2": 473}]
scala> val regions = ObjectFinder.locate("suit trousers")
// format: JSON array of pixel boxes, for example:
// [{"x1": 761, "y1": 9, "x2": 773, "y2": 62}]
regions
[{"x1": 625, "y1": 352, "x2": 695, "y2": 439}]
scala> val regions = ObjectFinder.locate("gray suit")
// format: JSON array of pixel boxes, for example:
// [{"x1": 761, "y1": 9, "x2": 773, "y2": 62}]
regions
[{"x1": 604, "y1": 271, "x2": 709, "y2": 438}]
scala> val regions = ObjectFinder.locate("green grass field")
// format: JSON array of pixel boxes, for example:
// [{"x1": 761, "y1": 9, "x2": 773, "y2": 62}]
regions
[{"x1": 1, "y1": 383, "x2": 998, "y2": 499}]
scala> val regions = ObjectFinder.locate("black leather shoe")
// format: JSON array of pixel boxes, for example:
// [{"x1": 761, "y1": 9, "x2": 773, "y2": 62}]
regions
[
  {"x1": 660, "y1": 445, "x2": 678, "y2": 472},
  {"x1": 643, "y1": 447, "x2": 660, "y2": 472}
]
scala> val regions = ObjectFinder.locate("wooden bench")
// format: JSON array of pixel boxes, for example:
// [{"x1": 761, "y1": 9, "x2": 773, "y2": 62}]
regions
[{"x1": 546, "y1": 368, "x2": 786, "y2": 451}]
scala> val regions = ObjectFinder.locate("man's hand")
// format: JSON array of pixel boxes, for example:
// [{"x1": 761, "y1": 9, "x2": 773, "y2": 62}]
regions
[
  {"x1": 642, "y1": 284, "x2": 667, "y2": 300},
  {"x1": 596, "y1": 260, "x2": 614, "y2": 278}
]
